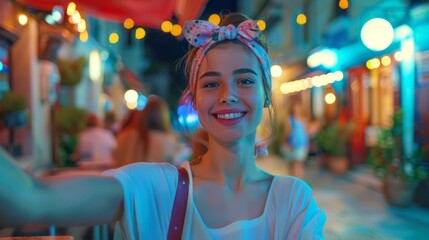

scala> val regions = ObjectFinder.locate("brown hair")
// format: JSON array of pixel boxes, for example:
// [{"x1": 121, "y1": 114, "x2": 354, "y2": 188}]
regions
[
  {"x1": 86, "y1": 113, "x2": 99, "y2": 128},
  {"x1": 138, "y1": 95, "x2": 172, "y2": 157}
]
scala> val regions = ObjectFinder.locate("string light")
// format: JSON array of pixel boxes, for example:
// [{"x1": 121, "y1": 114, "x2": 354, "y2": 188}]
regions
[
  {"x1": 66, "y1": 2, "x2": 76, "y2": 16},
  {"x1": 280, "y1": 71, "x2": 344, "y2": 95},
  {"x1": 208, "y1": 14, "x2": 221, "y2": 24},
  {"x1": 256, "y1": 20, "x2": 266, "y2": 31},
  {"x1": 339, "y1": 0, "x2": 349, "y2": 10},
  {"x1": 77, "y1": 19, "x2": 86, "y2": 32},
  {"x1": 161, "y1": 21, "x2": 173, "y2": 33},
  {"x1": 123, "y1": 18, "x2": 134, "y2": 29},
  {"x1": 18, "y1": 14, "x2": 28, "y2": 26},
  {"x1": 171, "y1": 24, "x2": 182, "y2": 37},
  {"x1": 79, "y1": 31, "x2": 88, "y2": 42},
  {"x1": 135, "y1": 28, "x2": 146, "y2": 39},
  {"x1": 109, "y1": 33, "x2": 119, "y2": 44},
  {"x1": 296, "y1": 14, "x2": 307, "y2": 25}
]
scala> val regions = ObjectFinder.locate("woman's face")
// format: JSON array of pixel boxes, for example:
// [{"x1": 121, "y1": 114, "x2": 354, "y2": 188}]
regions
[{"x1": 194, "y1": 42, "x2": 265, "y2": 143}]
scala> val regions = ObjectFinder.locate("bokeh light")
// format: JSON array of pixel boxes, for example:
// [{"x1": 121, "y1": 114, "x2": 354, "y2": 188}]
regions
[
  {"x1": 109, "y1": 33, "x2": 119, "y2": 44},
  {"x1": 325, "y1": 93, "x2": 336, "y2": 104},
  {"x1": 257, "y1": 20, "x2": 266, "y2": 31},
  {"x1": 361, "y1": 18, "x2": 394, "y2": 51},
  {"x1": 208, "y1": 14, "x2": 221, "y2": 25},
  {"x1": 18, "y1": 14, "x2": 28, "y2": 26},
  {"x1": 270, "y1": 65, "x2": 283, "y2": 78},
  {"x1": 171, "y1": 24, "x2": 182, "y2": 37},
  {"x1": 161, "y1": 21, "x2": 173, "y2": 32},
  {"x1": 296, "y1": 14, "x2": 307, "y2": 25},
  {"x1": 123, "y1": 18, "x2": 134, "y2": 29},
  {"x1": 135, "y1": 28, "x2": 146, "y2": 39}
]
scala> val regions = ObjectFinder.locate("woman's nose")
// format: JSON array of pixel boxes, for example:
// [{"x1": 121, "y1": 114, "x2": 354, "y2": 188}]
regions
[
  {"x1": 219, "y1": 85, "x2": 238, "y2": 103},
  {"x1": 219, "y1": 95, "x2": 238, "y2": 103}
]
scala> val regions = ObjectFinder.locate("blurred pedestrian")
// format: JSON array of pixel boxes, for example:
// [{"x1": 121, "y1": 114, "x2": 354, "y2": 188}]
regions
[
  {"x1": 281, "y1": 102, "x2": 310, "y2": 178},
  {"x1": 114, "y1": 95, "x2": 190, "y2": 167},
  {"x1": 103, "y1": 111, "x2": 121, "y2": 136},
  {"x1": 74, "y1": 113, "x2": 117, "y2": 168}
]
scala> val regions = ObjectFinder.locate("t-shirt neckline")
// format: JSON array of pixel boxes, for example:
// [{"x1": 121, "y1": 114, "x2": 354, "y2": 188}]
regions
[{"x1": 181, "y1": 161, "x2": 277, "y2": 233}]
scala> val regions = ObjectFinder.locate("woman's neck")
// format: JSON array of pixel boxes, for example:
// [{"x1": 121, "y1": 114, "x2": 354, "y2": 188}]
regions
[{"x1": 192, "y1": 137, "x2": 263, "y2": 191}]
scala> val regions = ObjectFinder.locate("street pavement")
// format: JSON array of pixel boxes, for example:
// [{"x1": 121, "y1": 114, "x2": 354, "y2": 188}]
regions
[{"x1": 256, "y1": 155, "x2": 429, "y2": 240}]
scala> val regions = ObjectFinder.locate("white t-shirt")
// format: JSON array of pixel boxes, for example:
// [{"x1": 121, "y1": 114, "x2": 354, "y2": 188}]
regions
[{"x1": 104, "y1": 161, "x2": 326, "y2": 239}]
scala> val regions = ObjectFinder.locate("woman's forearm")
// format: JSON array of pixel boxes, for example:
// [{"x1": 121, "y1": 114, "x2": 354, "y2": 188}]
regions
[
  {"x1": 0, "y1": 147, "x2": 124, "y2": 227},
  {"x1": 0, "y1": 147, "x2": 41, "y2": 226}
]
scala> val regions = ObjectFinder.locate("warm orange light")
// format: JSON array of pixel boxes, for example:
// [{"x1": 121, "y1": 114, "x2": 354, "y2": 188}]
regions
[
  {"x1": 66, "y1": 2, "x2": 76, "y2": 16},
  {"x1": 339, "y1": 0, "x2": 349, "y2": 10},
  {"x1": 208, "y1": 14, "x2": 221, "y2": 25},
  {"x1": 135, "y1": 28, "x2": 146, "y2": 39},
  {"x1": 296, "y1": 14, "x2": 307, "y2": 25},
  {"x1": 394, "y1": 51, "x2": 403, "y2": 62},
  {"x1": 77, "y1": 19, "x2": 86, "y2": 32},
  {"x1": 257, "y1": 20, "x2": 266, "y2": 31},
  {"x1": 18, "y1": 14, "x2": 28, "y2": 26},
  {"x1": 171, "y1": 24, "x2": 182, "y2": 37},
  {"x1": 70, "y1": 11, "x2": 81, "y2": 24},
  {"x1": 124, "y1": 18, "x2": 134, "y2": 29},
  {"x1": 161, "y1": 21, "x2": 173, "y2": 32},
  {"x1": 79, "y1": 31, "x2": 88, "y2": 42},
  {"x1": 381, "y1": 56, "x2": 391, "y2": 66},
  {"x1": 109, "y1": 33, "x2": 119, "y2": 44}
]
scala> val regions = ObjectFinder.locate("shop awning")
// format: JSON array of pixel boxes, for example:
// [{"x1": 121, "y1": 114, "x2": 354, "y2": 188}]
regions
[{"x1": 17, "y1": 0, "x2": 208, "y2": 28}]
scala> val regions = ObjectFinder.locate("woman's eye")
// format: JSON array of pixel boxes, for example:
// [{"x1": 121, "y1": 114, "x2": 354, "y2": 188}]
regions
[
  {"x1": 238, "y1": 78, "x2": 254, "y2": 85},
  {"x1": 203, "y1": 82, "x2": 219, "y2": 88}
]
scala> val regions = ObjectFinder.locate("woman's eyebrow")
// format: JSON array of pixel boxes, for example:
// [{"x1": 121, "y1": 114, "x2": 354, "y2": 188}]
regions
[
  {"x1": 199, "y1": 71, "x2": 220, "y2": 79},
  {"x1": 233, "y1": 68, "x2": 257, "y2": 75},
  {"x1": 199, "y1": 68, "x2": 257, "y2": 80}
]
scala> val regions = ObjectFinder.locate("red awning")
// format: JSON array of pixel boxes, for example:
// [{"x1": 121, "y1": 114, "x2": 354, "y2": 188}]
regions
[{"x1": 17, "y1": 0, "x2": 207, "y2": 28}]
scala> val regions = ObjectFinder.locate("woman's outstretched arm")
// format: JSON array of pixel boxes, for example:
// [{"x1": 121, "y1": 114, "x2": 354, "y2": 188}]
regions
[{"x1": 0, "y1": 147, "x2": 124, "y2": 227}]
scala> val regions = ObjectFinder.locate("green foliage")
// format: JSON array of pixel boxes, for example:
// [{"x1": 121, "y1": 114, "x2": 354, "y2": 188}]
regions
[
  {"x1": 367, "y1": 109, "x2": 428, "y2": 183},
  {"x1": 0, "y1": 91, "x2": 26, "y2": 114},
  {"x1": 54, "y1": 106, "x2": 87, "y2": 136},
  {"x1": 315, "y1": 120, "x2": 355, "y2": 157},
  {"x1": 57, "y1": 56, "x2": 86, "y2": 86},
  {"x1": 57, "y1": 134, "x2": 78, "y2": 167}
]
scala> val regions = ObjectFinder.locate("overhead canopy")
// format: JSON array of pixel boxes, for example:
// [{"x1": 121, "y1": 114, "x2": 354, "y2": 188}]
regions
[{"x1": 17, "y1": 0, "x2": 208, "y2": 28}]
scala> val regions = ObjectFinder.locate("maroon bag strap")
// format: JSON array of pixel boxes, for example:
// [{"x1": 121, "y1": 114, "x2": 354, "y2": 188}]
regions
[{"x1": 167, "y1": 167, "x2": 189, "y2": 240}]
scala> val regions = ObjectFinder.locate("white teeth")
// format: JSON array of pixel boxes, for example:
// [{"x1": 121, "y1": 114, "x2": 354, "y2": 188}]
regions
[{"x1": 216, "y1": 112, "x2": 243, "y2": 119}]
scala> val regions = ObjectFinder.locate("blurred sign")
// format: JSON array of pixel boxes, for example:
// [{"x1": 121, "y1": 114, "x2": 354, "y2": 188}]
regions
[{"x1": 416, "y1": 50, "x2": 429, "y2": 86}]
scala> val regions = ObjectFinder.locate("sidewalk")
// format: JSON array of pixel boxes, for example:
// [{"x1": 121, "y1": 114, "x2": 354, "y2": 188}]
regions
[{"x1": 256, "y1": 155, "x2": 429, "y2": 240}]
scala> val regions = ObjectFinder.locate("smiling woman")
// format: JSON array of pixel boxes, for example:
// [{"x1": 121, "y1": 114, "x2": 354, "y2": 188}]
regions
[{"x1": 0, "y1": 12, "x2": 325, "y2": 239}]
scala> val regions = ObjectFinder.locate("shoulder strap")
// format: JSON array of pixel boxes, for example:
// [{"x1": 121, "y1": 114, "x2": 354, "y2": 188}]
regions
[{"x1": 167, "y1": 167, "x2": 189, "y2": 240}]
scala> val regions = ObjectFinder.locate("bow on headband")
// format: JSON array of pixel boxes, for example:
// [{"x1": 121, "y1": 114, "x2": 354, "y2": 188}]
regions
[
  {"x1": 183, "y1": 20, "x2": 262, "y2": 47},
  {"x1": 182, "y1": 19, "x2": 272, "y2": 101}
]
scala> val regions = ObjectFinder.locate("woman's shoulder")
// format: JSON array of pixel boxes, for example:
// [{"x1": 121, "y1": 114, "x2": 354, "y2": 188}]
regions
[
  {"x1": 104, "y1": 162, "x2": 178, "y2": 185},
  {"x1": 272, "y1": 175, "x2": 314, "y2": 199}
]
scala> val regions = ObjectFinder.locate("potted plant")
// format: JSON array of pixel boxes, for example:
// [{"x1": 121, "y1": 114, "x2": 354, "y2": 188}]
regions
[
  {"x1": 0, "y1": 91, "x2": 27, "y2": 128},
  {"x1": 57, "y1": 56, "x2": 86, "y2": 87},
  {"x1": 54, "y1": 105, "x2": 88, "y2": 167},
  {"x1": 367, "y1": 109, "x2": 428, "y2": 207},
  {"x1": 315, "y1": 120, "x2": 354, "y2": 174}
]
